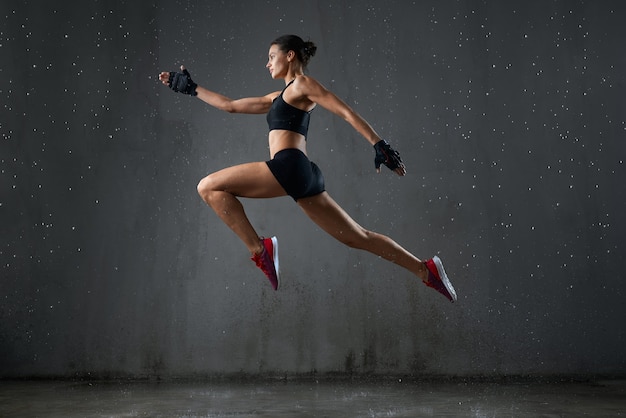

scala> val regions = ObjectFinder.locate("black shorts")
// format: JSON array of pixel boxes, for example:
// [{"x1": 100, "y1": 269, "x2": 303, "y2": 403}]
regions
[{"x1": 266, "y1": 149, "x2": 325, "y2": 201}]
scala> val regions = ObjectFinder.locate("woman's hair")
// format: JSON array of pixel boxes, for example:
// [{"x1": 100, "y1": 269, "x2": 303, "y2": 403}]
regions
[{"x1": 271, "y1": 34, "x2": 317, "y2": 68}]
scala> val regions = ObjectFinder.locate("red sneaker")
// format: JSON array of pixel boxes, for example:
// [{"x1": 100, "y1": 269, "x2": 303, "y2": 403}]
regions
[
  {"x1": 251, "y1": 236, "x2": 280, "y2": 290},
  {"x1": 423, "y1": 256, "x2": 457, "y2": 302}
]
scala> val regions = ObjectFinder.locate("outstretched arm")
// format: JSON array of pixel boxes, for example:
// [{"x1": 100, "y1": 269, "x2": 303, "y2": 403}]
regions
[
  {"x1": 158, "y1": 66, "x2": 277, "y2": 115},
  {"x1": 195, "y1": 86, "x2": 277, "y2": 114},
  {"x1": 294, "y1": 76, "x2": 381, "y2": 145},
  {"x1": 294, "y1": 76, "x2": 406, "y2": 176}
]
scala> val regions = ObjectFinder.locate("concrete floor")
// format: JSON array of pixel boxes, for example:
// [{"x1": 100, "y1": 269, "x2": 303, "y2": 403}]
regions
[{"x1": 0, "y1": 377, "x2": 624, "y2": 417}]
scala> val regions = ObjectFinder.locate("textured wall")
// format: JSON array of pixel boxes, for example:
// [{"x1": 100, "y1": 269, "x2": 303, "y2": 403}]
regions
[{"x1": 1, "y1": 0, "x2": 625, "y2": 378}]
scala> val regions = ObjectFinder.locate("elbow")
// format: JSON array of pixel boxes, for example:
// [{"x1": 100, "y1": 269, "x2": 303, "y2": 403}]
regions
[
  {"x1": 214, "y1": 105, "x2": 235, "y2": 113},
  {"x1": 203, "y1": 96, "x2": 236, "y2": 113},
  {"x1": 221, "y1": 101, "x2": 237, "y2": 113}
]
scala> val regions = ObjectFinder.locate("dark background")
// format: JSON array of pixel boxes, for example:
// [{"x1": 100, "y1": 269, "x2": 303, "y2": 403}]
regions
[{"x1": 1, "y1": 0, "x2": 625, "y2": 378}]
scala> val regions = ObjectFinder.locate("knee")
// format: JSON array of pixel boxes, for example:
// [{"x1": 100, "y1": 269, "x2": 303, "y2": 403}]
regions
[{"x1": 197, "y1": 175, "x2": 217, "y2": 203}]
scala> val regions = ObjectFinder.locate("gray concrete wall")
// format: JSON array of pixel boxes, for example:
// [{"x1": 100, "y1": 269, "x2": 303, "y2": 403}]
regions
[{"x1": 1, "y1": 0, "x2": 625, "y2": 378}]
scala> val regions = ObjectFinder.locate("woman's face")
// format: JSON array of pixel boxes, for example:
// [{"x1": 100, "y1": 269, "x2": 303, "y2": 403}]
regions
[{"x1": 266, "y1": 44, "x2": 290, "y2": 79}]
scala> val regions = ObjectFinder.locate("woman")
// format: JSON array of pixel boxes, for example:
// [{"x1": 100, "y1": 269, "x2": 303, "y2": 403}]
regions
[{"x1": 158, "y1": 34, "x2": 456, "y2": 302}]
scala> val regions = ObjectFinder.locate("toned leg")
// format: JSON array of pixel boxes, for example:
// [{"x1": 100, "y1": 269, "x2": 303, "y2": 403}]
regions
[
  {"x1": 197, "y1": 162, "x2": 286, "y2": 254},
  {"x1": 297, "y1": 192, "x2": 429, "y2": 281}
]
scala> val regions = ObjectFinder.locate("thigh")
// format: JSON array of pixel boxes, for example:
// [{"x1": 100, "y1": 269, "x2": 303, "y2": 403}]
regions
[
  {"x1": 297, "y1": 192, "x2": 367, "y2": 242},
  {"x1": 201, "y1": 162, "x2": 288, "y2": 198}
]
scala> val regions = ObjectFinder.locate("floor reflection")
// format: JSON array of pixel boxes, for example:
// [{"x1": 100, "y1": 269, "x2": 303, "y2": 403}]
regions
[{"x1": 0, "y1": 377, "x2": 624, "y2": 417}]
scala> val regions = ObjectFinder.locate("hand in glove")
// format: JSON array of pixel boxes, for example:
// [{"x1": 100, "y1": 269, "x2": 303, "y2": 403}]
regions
[
  {"x1": 159, "y1": 65, "x2": 198, "y2": 96},
  {"x1": 374, "y1": 140, "x2": 406, "y2": 176}
]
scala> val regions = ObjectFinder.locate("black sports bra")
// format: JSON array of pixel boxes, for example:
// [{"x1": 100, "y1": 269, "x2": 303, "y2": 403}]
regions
[{"x1": 266, "y1": 80, "x2": 312, "y2": 137}]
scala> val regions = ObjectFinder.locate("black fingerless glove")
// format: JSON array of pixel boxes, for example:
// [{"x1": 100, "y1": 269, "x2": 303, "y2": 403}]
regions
[
  {"x1": 374, "y1": 140, "x2": 403, "y2": 171},
  {"x1": 168, "y1": 68, "x2": 198, "y2": 96}
]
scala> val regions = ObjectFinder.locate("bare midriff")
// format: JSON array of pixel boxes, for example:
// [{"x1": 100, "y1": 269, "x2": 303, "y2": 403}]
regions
[{"x1": 268, "y1": 130, "x2": 307, "y2": 158}]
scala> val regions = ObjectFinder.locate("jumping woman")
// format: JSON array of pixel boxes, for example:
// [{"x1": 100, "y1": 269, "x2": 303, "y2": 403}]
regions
[{"x1": 158, "y1": 34, "x2": 457, "y2": 302}]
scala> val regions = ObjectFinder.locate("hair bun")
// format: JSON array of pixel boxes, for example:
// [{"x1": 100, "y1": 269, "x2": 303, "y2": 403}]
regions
[{"x1": 304, "y1": 41, "x2": 317, "y2": 58}]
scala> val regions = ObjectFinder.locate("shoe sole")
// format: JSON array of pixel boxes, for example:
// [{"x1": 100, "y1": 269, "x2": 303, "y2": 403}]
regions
[
  {"x1": 432, "y1": 255, "x2": 457, "y2": 302},
  {"x1": 270, "y1": 236, "x2": 280, "y2": 290}
]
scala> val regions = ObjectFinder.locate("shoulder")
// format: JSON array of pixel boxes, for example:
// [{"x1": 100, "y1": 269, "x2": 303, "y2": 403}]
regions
[
  {"x1": 292, "y1": 75, "x2": 329, "y2": 100},
  {"x1": 293, "y1": 75, "x2": 323, "y2": 90}
]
